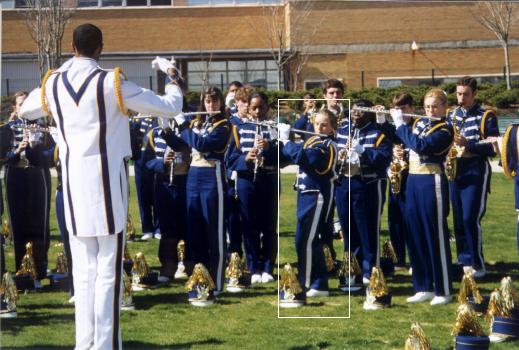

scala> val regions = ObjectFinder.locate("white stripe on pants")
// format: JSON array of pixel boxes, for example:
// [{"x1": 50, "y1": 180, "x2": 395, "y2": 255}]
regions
[{"x1": 69, "y1": 233, "x2": 123, "y2": 350}]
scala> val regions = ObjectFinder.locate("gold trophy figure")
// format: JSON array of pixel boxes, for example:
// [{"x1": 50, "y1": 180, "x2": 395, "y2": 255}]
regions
[
  {"x1": 186, "y1": 263, "x2": 216, "y2": 307},
  {"x1": 363, "y1": 267, "x2": 391, "y2": 310},
  {"x1": 404, "y1": 322, "x2": 432, "y2": 350},
  {"x1": 13, "y1": 242, "x2": 38, "y2": 290},
  {"x1": 131, "y1": 252, "x2": 158, "y2": 291},
  {"x1": 338, "y1": 251, "x2": 362, "y2": 292},
  {"x1": 225, "y1": 252, "x2": 247, "y2": 293},
  {"x1": 125, "y1": 214, "x2": 136, "y2": 242},
  {"x1": 279, "y1": 263, "x2": 305, "y2": 308},
  {"x1": 121, "y1": 270, "x2": 135, "y2": 311},
  {"x1": 174, "y1": 240, "x2": 188, "y2": 280},
  {"x1": 0, "y1": 272, "x2": 19, "y2": 318}
]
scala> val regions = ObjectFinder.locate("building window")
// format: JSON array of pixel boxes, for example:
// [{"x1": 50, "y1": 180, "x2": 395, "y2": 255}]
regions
[
  {"x1": 187, "y1": 59, "x2": 283, "y2": 91},
  {"x1": 186, "y1": 0, "x2": 279, "y2": 5},
  {"x1": 378, "y1": 73, "x2": 519, "y2": 88},
  {"x1": 78, "y1": 0, "x2": 171, "y2": 6},
  {"x1": 304, "y1": 81, "x2": 325, "y2": 90},
  {"x1": 14, "y1": 0, "x2": 29, "y2": 7}
]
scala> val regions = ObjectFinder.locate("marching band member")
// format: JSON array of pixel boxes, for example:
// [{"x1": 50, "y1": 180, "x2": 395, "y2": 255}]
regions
[
  {"x1": 447, "y1": 76, "x2": 499, "y2": 278},
  {"x1": 394, "y1": 88, "x2": 454, "y2": 306},
  {"x1": 146, "y1": 120, "x2": 190, "y2": 282},
  {"x1": 376, "y1": 93, "x2": 415, "y2": 270},
  {"x1": 293, "y1": 93, "x2": 317, "y2": 139},
  {"x1": 131, "y1": 115, "x2": 161, "y2": 240},
  {"x1": 335, "y1": 100, "x2": 392, "y2": 284},
  {"x1": 225, "y1": 86, "x2": 253, "y2": 258},
  {"x1": 178, "y1": 86, "x2": 232, "y2": 297},
  {"x1": 19, "y1": 24, "x2": 184, "y2": 349},
  {"x1": 225, "y1": 81, "x2": 243, "y2": 115},
  {"x1": 227, "y1": 92, "x2": 277, "y2": 284},
  {"x1": 502, "y1": 122, "x2": 519, "y2": 251},
  {"x1": 280, "y1": 109, "x2": 338, "y2": 298},
  {"x1": 5, "y1": 91, "x2": 53, "y2": 289}
]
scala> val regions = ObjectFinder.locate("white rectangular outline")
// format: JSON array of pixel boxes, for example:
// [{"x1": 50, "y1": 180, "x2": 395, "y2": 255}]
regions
[{"x1": 276, "y1": 98, "x2": 353, "y2": 319}]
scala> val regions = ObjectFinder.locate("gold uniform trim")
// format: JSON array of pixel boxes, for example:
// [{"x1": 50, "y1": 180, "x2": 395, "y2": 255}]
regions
[
  {"x1": 375, "y1": 134, "x2": 385, "y2": 147},
  {"x1": 480, "y1": 110, "x2": 495, "y2": 140},
  {"x1": 114, "y1": 67, "x2": 129, "y2": 116},
  {"x1": 408, "y1": 161, "x2": 443, "y2": 175},
  {"x1": 502, "y1": 124, "x2": 516, "y2": 178},
  {"x1": 41, "y1": 69, "x2": 55, "y2": 116},
  {"x1": 232, "y1": 125, "x2": 240, "y2": 150},
  {"x1": 147, "y1": 130, "x2": 155, "y2": 150},
  {"x1": 315, "y1": 143, "x2": 335, "y2": 175}
]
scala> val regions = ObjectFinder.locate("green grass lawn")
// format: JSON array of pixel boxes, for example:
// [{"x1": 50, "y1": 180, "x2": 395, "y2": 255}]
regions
[{"x1": 1, "y1": 173, "x2": 519, "y2": 349}]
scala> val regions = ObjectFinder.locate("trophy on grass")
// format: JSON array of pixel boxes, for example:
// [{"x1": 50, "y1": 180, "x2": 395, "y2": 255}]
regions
[
  {"x1": 13, "y1": 242, "x2": 37, "y2": 291},
  {"x1": 452, "y1": 303, "x2": 489, "y2": 349},
  {"x1": 279, "y1": 263, "x2": 305, "y2": 308},
  {"x1": 338, "y1": 251, "x2": 362, "y2": 292},
  {"x1": 487, "y1": 277, "x2": 519, "y2": 343},
  {"x1": 0, "y1": 272, "x2": 18, "y2": 318},
  {"x1": 363, "y1": 266, "x2": 391, "y2": 310},
  {"x1": 131, "y1": 252, "x2": 158, "y2": 291},
  {"x1": 49, "y1": 243, "x2": 70, "y2": 292},
  {"x1": 458, "y1": 271, "x2": 488, "y2": 315},
  {"x1": 225, "y1": 252, "x2": 250, "y2": 293},
  {"x1": 186, "y1": 263, "x2": 216, "y2": 307},
  {"x1": 125, "y1": 214, "x2": 136, "y2": 242},
  {"x1": 404, "y1": 322, "x2": 432, "y2": 350},
  {"x1": 121, "y1": 270, "x2": 135, "y2": 311},
  {"x1": 174, "y1": 240, "x2": 188, "y2": 280}
]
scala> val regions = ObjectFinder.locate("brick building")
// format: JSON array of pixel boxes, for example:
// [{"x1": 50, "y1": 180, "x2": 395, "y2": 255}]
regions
[{"x1": 2, "y1": 0, "x2": 518, "y2": 95}]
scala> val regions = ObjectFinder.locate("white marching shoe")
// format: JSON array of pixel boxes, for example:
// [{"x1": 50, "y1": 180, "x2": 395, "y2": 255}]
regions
[
  {"x1": 430, "y1": 295, "x2": 452, "y2": 306},
  {"x1": 141, "y1": 232, "x2": 153, "y2": 240},
  {"x1": 306, "y1": 289, "x2": 330, "y2": 298},
  {"x1": 261, "y1": 272, "x2": 274, "y2": 283},
  {"x1": 251, "y1": 274, "x2": 262, "y2": 285},
  {"x1": 406, "y1": 292, "x2": 434, "y2": 303}
]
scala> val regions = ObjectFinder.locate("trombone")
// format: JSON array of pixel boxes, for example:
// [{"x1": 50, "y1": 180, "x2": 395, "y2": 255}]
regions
[{"x1": 351, "y1": 106, "x2": 442, "y2": 121}]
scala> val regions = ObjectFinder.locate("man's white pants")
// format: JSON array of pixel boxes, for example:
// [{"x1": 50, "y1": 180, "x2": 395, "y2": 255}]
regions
[{"x1": 69, "y1": 232, "x2": 123, "y2": 350}]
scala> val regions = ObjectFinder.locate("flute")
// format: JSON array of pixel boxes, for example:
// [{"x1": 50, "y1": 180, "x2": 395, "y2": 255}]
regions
[
  {"x1": 11, "y1": 125, "x2": 56, "y2": 133},
  {"x1": 132, "y1": 111, "x2": 220, "y2": 120},
  {"x1": 352, "y1": 106, "x2": 442, "y2": 121},
  {"x1": 243, "y1": 120, "x2": 329, "y2": 138}
]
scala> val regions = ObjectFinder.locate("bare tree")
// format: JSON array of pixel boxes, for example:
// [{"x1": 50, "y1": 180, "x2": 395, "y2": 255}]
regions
[
  {"x1": 248, "y1": 0, "x2": 320, "y2": 90},
  {"x1": 23, "y1": 0, "x2": 76, "y2": 81},
  {"x1": 473, "y1": 1, "x2": 519, "y2": 90}
]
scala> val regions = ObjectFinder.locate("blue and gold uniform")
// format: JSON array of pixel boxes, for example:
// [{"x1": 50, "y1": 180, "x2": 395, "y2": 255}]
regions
[
  {"x1": 396, "y1": 117, "x2": 454, "y2": 297},
  {"x1": 227, "y1": 122, "x2": 278, "y2": 276},
  {"x1": 147, "y1": 124, "x2": 190, "y2": 278},
  {"x1": 225, "y1": 112, "x2": 245, "y2": 257},
  {"x1": 502, "y1": 123, "x2": 519, "y2": 251},
  {"x1": 447, "y1": 104, "x2": 499, "y2": 272},
  {"x1": 180, "y1": 114, "x2": 232, "y2": 293},
  {"x1": 131, "y1": 116, "x2": 160, "y2": 238},
  {"x1": 282, "y1": 135, "x2": 337, "y2": 291},
  {"x1": 335, "y1": 120, "x2": 392, "y2": 279},
  {"x1": 4, "y1": 118, "x2": 54, "y2": 281}
]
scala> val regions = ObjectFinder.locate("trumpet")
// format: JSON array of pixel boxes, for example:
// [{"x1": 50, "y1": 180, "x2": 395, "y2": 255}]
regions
[
  {"x1": 352, "y1": 106, "x2": 442, "y2": 121},
  {"x1": 243, "y1": 120, "x2": 329, "y2": 138}
]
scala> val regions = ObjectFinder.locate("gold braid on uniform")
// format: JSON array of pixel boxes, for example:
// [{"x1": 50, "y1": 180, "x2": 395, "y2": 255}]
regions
[
  {"x1": 502, "y1": 124, "x2": 515, "y2": 178},
  {"x1": 41, "y1": 69, "x2": 55, "y2": 116},
  {"x1": 114, "y1": 67, "x2": 129, "y2": 116}
]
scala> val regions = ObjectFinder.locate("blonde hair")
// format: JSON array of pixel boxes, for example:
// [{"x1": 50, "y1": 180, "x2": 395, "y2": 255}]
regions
[{"x1": 424, "y1": 88, "x2": 447, "y2": 106}]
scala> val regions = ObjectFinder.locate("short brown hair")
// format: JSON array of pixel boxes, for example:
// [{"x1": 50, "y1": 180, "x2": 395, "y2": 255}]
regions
[
  {"x1": 456, "y1": 76, "x2": 477, "y2": 92},
  {"x1": 392, "y1": 92, "x2": 414, "y2": 107},
  {"x1": 11, "y1": 91, "x2": 28, "y2": 107},
  {"x1": 322, "y1": 79, "x2": 345, "y2": 95},
  {"x1": 234, "y1": 86, "x2": 254, "y2": 102}
]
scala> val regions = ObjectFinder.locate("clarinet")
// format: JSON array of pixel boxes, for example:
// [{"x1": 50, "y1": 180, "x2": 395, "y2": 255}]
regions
[
  {"x1": 168, "y1": 149, "x2": 175, "y2": 187},
  {"x1": 253, "y1": 124, "x2": 263, "y2": 183}
]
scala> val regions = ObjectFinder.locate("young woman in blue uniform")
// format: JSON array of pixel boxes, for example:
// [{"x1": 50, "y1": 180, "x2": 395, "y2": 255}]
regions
[
  {"x1": 227, "y1": 92, "x2": 278, "y2": 284},
  {"x1": 180, "y1": 87, "x2": 232, "y2": 296},
  {"x1": 280, "y1": 109, "x2": 338, "y2": 298},
  {"x1": 394, "y1": 88, "x2": 454, "y2": 306},
  {"x1": 335, "y1": 100, "x2": 392, "y2": 284}
]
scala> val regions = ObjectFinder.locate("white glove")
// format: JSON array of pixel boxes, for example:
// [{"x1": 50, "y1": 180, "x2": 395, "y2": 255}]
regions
[
  {"x1": 353, "y1": 143, "x2": 365, "y2": 154},
  {"x1": 277, "y1": 123, "x2": 291, "y2": 142},
  {"x1": 151, "y1": 56, "x2": 174, "y2": 75},
  {"x1": 174, "y1": 113, "x2": 186, "y2": 125},
  {"x1": 390, "y1": 108, "x2": 405, "y2": 128},
  {"x1": 225, "y1": 92, "x2": 235, "y2": 108},
  {"x1": 159, "y1": 117, "x2": 170, "y2": 129},
  {"x1": 269, "y1": 127, "x2": 278, "y2": 140}
]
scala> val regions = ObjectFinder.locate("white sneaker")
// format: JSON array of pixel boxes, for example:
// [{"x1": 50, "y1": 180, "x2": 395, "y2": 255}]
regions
[
  {"x1": 34, "y1": 280, "x2": 42, "y2": 289},
  {"x1": 68, "y1": 296, "x2": 75, "y2": 304},
  {"x1": 463, "y1": 266, "x2": 475, "y2": 274},
  {"x1": 261, "y1": 272, "x2": 274, "y2": 283},
  {"x1": 430, "y1": 295, "x2": 452, "y2": 306},
  {"x1": 408, "y1": 267, "x2": 413, "y2": 275},
  {"x1": 306, "y1": 289, "x2": 329, "y2": 298},
  {"x1": 154, "y1": 233, "x2": 162, "y2": 240},
  {"x1": 157, "y1": 275, "x2": 170, "y2": 283},
  {"x1": 362, "y1": 277, "x2": 370, "y2": 285},
  {"x1": 251, "y1": 274, "x2": 262, "y2": 284},
  {"x1": 406, "y1": 292, "x2": 435, "y2": 303},
  {"x1": 489, "y1": 333, "x2": 509, "y2": 343},
  {"x1": 141, "y1": 233, "x2": 153, "y2": 240}
]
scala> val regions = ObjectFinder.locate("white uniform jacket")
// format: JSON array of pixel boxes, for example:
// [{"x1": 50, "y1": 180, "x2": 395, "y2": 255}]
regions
[{"x1": 20, "y1": 57, "x2": 183, "y2": 237}]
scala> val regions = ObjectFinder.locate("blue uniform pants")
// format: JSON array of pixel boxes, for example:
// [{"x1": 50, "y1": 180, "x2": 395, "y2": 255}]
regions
[
  {"x1": 185, "y1": 164, "x2": 226, "y2": 292},
  {"x1": 296, "y1": 191, "x2": 330, "y2": 291},
  {"x1": 336, "y1": 177, "x2": 386, "y2": 278},
  {"x1": 155, "y1": 174, "x2": 187, "y2": 277},
  {"x1": 515, "y1": 176, "x2": 519, "y2": 252},
  {"x1": 450, "y1": 159, "x2": 490, "y2": 270},
  {"x1": 226, "y1": 183, "x2": 243, "y2": 257},
  {"x1": 56, "y1": 188, "x2": 74, "y2": 296},
  {"x1": 388, "y1": 175, "x2": 408, "y2": 267},
  {"x1": 134, "y1": 160, "x2": 158, "y2": 234},
  {"x1": 237, "y1": 172, "x2": 277, "y2": 275},
  {"x1": 406, "y1": 173, "x2": 452, "y2": 296}
]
